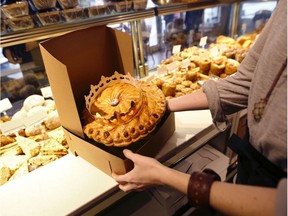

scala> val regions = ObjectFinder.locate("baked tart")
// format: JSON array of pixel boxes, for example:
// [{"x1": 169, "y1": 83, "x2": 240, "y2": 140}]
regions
[
  {"x1": 210, "y1": 56, "x2": 227, "y2": 76},
  {"x1": 225, "y1": 58, "x2": 240, "y2": 75},
  {"x1": 83, "y1": 72, "x2": 166, "y2": 147}
]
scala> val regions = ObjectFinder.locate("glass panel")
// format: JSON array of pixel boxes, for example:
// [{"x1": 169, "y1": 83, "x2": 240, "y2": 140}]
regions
[
  {"x1": 144, "y1": 4, "x2": 234, "y2": 70},
  {"x1": 0, "y1": 41, "x2": 48, "y2": 116},
  {"x1": 1, "y1": 0, "x2": 279, "y2": 116},
  {"x1": 237, "y1": 1, "x2": 277, "y2": 36}
]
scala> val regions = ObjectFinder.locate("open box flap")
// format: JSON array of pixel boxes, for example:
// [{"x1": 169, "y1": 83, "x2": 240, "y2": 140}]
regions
[
  {"x1": 63, "y1": 127, "x2": 133, "y2": 175},
  {"x1": 111, "y1": 27, "x2": 134, "y2": 76},
  {"x1": 39, "y1": 25, "x2": 175, "y2": 175},
  {"x1": 40, "y1": 25, "x2": 134, "y2": 138},
  {"x1": 40, "y1": 45, "x2": 84, "y2": 137}
]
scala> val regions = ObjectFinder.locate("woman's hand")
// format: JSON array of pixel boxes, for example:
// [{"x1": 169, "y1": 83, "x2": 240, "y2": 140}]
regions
[{"x1": 111, "y1": 149, "x2": 166, "y2": 192}]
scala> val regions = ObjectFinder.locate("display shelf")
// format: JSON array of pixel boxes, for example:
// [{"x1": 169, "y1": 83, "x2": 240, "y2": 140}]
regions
[
  {"x1": 0, "y1": 0, "x2": 237, "y2": 47},
  {"x1": 0, "y1": 9, "x2": 155, "y2": 47},
  {"x1": 154, "y1": 0, "x2": 233, "y2": 16}
]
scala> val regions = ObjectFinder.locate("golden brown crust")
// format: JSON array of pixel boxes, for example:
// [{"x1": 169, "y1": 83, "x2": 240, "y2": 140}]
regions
[
  {"x1": 186, "y1": 70, "x2": 198, "y2": 82},
  {"x1": 162, "y1": 82, "x2": 176, "y2": 97},
  {"x1": 199, "y1": 58, "x2": 211, "y2": 75},
  {"x1": 210, "y1": 56, "x2": 227, "y2": 76},
  {"x1": 0, "y1": 135, "x2": 16, "y2": 147},
  {"x1": 225, "y1": 58, "x2": 240, "y2": 75},
  {"x1": 83, "y1": 81, "x2": 166, "y2": 147}
]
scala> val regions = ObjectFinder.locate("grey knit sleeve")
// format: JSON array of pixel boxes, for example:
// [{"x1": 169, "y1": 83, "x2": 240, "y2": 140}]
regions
[{"x1": 202, "y1": 46, "x2": 260, "y2": 125}]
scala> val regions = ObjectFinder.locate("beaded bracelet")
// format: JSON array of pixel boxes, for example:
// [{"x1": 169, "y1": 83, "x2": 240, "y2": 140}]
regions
[{"x1": 187, "y1": 169, "x2": 221, "y2": 208}]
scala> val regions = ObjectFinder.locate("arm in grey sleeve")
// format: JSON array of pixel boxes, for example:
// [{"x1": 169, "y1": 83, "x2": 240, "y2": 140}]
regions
[
  {"x1": 202, "y1": 0, "x2": 281, "y2": 124},
  {"x1": 202, "y1": 37, "x2": 263, "y2": 123}
]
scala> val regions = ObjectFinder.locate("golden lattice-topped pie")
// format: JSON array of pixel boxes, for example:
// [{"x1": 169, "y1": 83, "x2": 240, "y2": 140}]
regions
[{"x1": 83, "y1": 72, "x2": 166, "y2": 147}]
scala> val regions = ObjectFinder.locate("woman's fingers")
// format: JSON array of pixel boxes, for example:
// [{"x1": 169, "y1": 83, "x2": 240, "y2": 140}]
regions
[
  {"x1": 111, "y1": 172, "x2": 130, "y2": 184},
  {"x1": 111, "y1": 150, "x2": 137, "y2": 183},
  {"x1": 118, "y1": 183, "x2": 136, "y2": 192},
  {"x1": 118, "y1": 182, "x2": 147, "y2": 192},
  {"x1": 112, "y1": 149, "x2": 161, "y2": 192}
]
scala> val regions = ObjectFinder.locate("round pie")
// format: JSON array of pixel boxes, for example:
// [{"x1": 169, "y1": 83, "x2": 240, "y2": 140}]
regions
[{"x1": 83, "y1": 80, "x2": 166, "y2": 147}]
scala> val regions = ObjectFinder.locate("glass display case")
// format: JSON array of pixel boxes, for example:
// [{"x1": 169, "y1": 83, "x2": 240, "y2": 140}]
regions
[
  {"x1": 1, "y1": 0, "x2": 277, "y2": 117},
  {"x1": 0, "y1": 1, "x2": 278, "y2": 215}
]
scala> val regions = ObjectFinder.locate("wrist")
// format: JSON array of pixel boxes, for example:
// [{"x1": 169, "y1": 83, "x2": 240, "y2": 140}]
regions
[
  {"x1": 156, "y1": 164, "x2": 171, "y2": 185},
  {"x1": 159, "y1": 167, "x2": 190, "y2": 194},
  {"x1": 187, "y1": 170, "x2": 221, "y2": 208}
]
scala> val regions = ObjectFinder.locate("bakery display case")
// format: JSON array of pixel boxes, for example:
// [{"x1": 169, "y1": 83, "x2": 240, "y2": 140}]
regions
[
  {"x1": 0, "y1": 0, "x2": 277, "y2": 215},
  {"x1": 1, "y1": 0, "x2": 277, "y2": 112}
]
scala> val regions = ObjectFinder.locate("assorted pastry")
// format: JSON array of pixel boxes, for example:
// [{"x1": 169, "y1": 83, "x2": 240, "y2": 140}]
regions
[
  {"x1": 57, "y1": 0, "x2": 79, "y2": 9},
  {"x1": 0, "y1": 95, "x2": 68, "y2": 186},
  {"x1": 153, "y1": 35, "x2": 256, "y2": 99},
  {"x1": 0, "y1": 1, "x2": 29, "y2": 18}
]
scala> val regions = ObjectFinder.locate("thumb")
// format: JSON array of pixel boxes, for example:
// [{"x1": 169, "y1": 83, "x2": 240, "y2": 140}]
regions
[
  {"x1": 122, "y1": 149, "x2": 137, "y2": 161},
  {"x1": 111, "y1": 172, "x2": 127, "y2": 184}
]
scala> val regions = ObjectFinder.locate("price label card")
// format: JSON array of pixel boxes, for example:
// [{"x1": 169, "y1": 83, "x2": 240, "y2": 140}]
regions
[
  {"x1": 166, "y1": 61, "x2": 178, "y2": 73},
  {"x1": 210, "y1": 46, "x2": 219, "y2": 58},
  {"x1": 199, "y1": 36, "x2": 208, "y2": 48},
  {"x1": 0, "y1": 120, "x2": 24, "y2": 135},
  {"x1": 0, "y1": 98, "x2": 12, "y2": 113},
  {"x1": 197, "y1": 80, "x2": 205, "y2": 86},
  {"x1": 22, "y1": 109, "x2": 48, "y2": 127},
  {"x1": 172, "y1": 45, "x2": 181, "y2": 54},
  {"x1": 199, "y1": 51, "x2": 209, "y2": 60},
  {"x1": 219, "y1": 44, "x2": 227, "y2": 55},
  {"x1": 41, "y1": 86, "x2": 53, "y2": 98},
  {"x1": 182, "y1": 58, "x2": 190, "y2": 68},
  {"x1": 157, "y1": 66, "x2": 168, "y2": 75}
]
